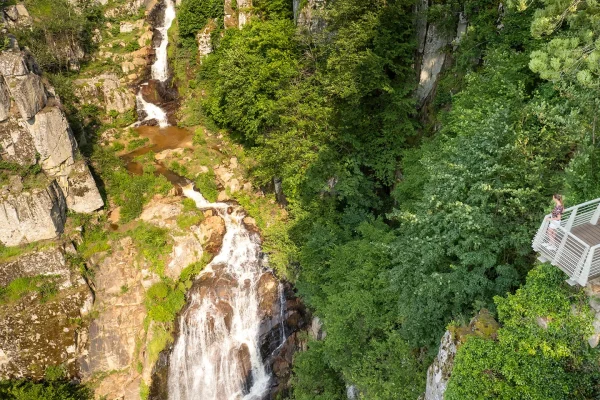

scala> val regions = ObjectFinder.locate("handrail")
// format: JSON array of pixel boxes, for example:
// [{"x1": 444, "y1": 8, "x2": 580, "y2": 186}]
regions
[
  {"x1": 562, "y1": 197, "x2": 600, "y2": 213},
  {"x1": 534, "y1": 198, "x2": 600, "y2": 286}
]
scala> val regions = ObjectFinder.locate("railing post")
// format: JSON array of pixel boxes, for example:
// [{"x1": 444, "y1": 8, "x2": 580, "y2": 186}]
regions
[
  {"x1": 532, "y1": 218, "x2": 550, "y2": 251},
  {"x1": 591, "y1": 203, "x2": 600, "y2": 225},
  {"x1": 564, "y1": 207, "x2": 577, "y2": 231},
  {"x1": 576, "y1": 247, "x2": 594, "y2": 286}
]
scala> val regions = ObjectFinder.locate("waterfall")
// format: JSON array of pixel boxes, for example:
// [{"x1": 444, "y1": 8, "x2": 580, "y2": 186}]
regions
[
  {"x1": 152, "y1": 0, "x2": 177, "y2": 82},
  {"x1": 167, "y1": 185, "x2": 272, "y2": 400},
  {"x1": 136, "y1": 90, "x2": 169, "y2": 128},
  {"x1": 137, "y1": 0, "x2": 176, "y2": 127}
]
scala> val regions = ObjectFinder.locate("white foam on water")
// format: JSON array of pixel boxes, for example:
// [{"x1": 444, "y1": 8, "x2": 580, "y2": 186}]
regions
[
  {"x1": 136, "y1": 91, "x2": 169, "y2": 128},
  {"x1": 137, "y1": 0, "x2": 176, "y2": 127},
  {"x1": 167, "y1": 185, "x2": 272, "y2": 400},
  {"x1": 152, "y1": 0, "x2": 176, "y2": 82}
]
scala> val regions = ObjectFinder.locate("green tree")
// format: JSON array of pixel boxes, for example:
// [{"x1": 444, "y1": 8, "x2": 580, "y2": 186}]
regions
[{"x1": 446, "y1": 264, "x2": 600, "y2": 399}]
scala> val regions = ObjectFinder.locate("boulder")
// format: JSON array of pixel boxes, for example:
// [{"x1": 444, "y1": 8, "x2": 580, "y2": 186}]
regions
[
  {"x1": 0, "y1": 51, "x2": 29, "y2": 77},
  {"x1": 2, "y1": 4, "x2": 32, "y2": 27},
  {"x1": 196, "y1": 215, "x2": 226, "y2": 254},
  {"x1": 0, "y1": 180, "x2": 67, "y2": 246},
  {"x1": 0, "y1": 117, "x2": 36, "y2": 166},
  {"x1": 26, "y1": 106, "x2": 76, "y2": 176},
  {"x1": 6, "y1": 73, "x2": 47, "y2": 120},
  {"x1": 0, "y1": 77, "x2": 11, "y2": 121},
  {"x1": 65, "y1": 160, "x2": 104, "y2": 213}
]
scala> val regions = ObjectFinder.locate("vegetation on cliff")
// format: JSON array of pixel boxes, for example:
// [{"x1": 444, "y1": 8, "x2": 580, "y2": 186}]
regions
[
  {"x1": 171, "y1": 0, "x2": 600, "y2": 397},
  {"x1": 2, "y1": 0, "x2": 600, "y2": 397}
]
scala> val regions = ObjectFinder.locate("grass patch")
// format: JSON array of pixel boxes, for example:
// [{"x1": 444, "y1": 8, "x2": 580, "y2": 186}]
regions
[
  {"x1": 129, "y1": 222, "x2": 172, "y2": 275},
  {"x1": 91, "y1": 145, "x2": 172, "y2": 223},
  {"x1": 0, "y1": 275, "x2": 59, "y2": 305},
  {"x1": 176, "y1": 213, "x2": 204, "y2": 230},
  {"x1": 126, "y1": 137, "x2": 150, "y2": 152}
]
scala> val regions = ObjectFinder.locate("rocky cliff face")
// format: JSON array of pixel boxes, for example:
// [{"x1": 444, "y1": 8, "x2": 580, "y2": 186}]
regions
[
  {"x1": 0, "y1": 245, "x2": 93, "y2": 380},
  {"x1": 423, "y1": 310, "x2": 499, "y2": 400},
  {"x1": 295, "y1": 0, "x2": 326, "y2": 32},
  {"x1": 0, "y1": 48, "x2": 103, "y2": 246},
  {"x1": 414, "y1": 1, "x2": 471, "y2": 108},
  {"x1": 0, "y1": 180, "x2": 67, "y2": 247}
]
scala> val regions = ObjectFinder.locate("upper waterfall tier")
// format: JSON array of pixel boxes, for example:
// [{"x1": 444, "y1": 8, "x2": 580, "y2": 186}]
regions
[{"x1": 151, "y1": 0, "x2": 176, "y2": 82}]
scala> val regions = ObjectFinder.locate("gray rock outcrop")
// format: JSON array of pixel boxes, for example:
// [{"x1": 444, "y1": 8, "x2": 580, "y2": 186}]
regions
[
  {"x1": 6, "y1": 73, "x2": 47, "y2": 119},
  {"x1": 425, "y1": 330, "x2": 456, "y2": 400},
  {"x1": 2, "y1": 4, "x2": 32, "y2": 27},
  {"x1": 0, "y1": 117, "x2": 36, "y2": 165},
  {"x1": 0, "y1": 77, "x2": 11, "y2": 122},
  {"x1": 0, "y1": 180, "x2": 67, "y2": 247},
  {"x1": 197, "y1": 20, "x2": 217, "y2": 57},
  {"x1": 0, "y1": 50, "x2": 29, "y2": 77},
  {"x1": 66, "y1": 160, "x2": 105, "y2": 214},
  {"x1": 295, "y1": 0, "x2": 326, "y2": 32},
  {"x1": 74, "y1": 73, "x2": 136, "y2": 114},
  {"x1": 423, "y1": 310, "x2": 499, "y2": 400},
  {"x1": 415, "y1": 22, "x2": 452, "y2": 107},
  {"x1": 0, "y1": 49, "x2": 104, "y2": 237},
  {"x1": 237, "y1": 0, "x2": 251, "y2": 28},
  {"x1": 26, "y1": 106, "x2": 76, "y2": 176}
]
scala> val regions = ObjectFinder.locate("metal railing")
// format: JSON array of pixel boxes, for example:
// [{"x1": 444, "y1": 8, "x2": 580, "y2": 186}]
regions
[{"x1": 532, "y1": 198, "x2": 600, "y2": 286}]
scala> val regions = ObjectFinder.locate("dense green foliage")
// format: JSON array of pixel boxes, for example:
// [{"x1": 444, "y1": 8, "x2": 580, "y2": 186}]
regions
[
  {"x1": 0, "y1": 381, "x2": 92, "y2": 400},
  {"x1": 12, "y1": 0, "x2": 103, "y2": 72},
  {"x1": 178, "y1": 0, "x2": 224, "y2": 39},
  {"x1": 175, "y1": 0, "x2": 600, "y2": 397},
  {"x1": 446, "y1": 264, "x2": 600, "y2": 399}
]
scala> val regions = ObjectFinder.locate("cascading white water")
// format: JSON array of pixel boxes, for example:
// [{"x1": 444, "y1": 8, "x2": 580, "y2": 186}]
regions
[
  {"x1": 167, "y1": 185, "x2": 273, "y2": 400},
  {"x1": 152, "y1": 0, "x2": 176, "y2": 81},
  {"x1": 137, "y1": 90, "x2": 169, "y2": 128},
  {"x1": 137, "y1": 0, "x2": 176, "y2": 127}
]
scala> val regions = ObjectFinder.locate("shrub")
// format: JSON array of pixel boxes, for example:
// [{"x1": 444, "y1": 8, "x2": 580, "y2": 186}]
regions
[{"x1": 195, "y1": 171, "x2": 219, "y2": 203}]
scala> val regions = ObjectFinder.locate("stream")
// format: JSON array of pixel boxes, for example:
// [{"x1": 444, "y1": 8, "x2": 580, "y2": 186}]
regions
[{"x1": 132, "y1": 1, "x2": 295, "y2": 398}]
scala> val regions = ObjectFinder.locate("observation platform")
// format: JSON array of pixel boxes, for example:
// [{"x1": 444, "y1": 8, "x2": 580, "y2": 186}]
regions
[{"x1": 533, "y1": 198, "x2": 600, "y2": 286}]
